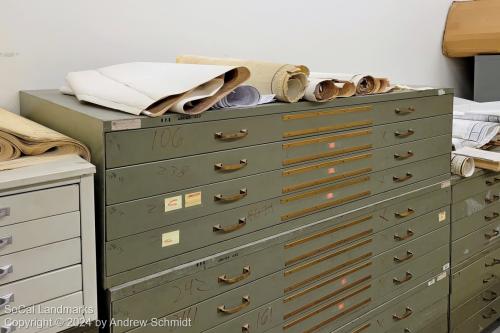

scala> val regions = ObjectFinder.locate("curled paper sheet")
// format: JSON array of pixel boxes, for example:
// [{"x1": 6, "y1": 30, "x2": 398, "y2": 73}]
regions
[
  {"x1": 212, "y1": 86, "x2": 275, "y2": 109},
  {"x1": 0, "y1": 108, "x2": 90, "y2": 170},
  {"x1": 452, "y1": 119, "x2": 500, "y2": 149},
  {"x1": 62, "y1": 62, "x2": 250, "y2": 116},
  {"x1": 176, "y1": 55, "x2": 309, "y2": 103},
  {"x1": 451, "y1": 154, "x2": 475, "y2": 177},
  {"x1": 303, "y1": 78, "x2": 339, "y2": 102}
]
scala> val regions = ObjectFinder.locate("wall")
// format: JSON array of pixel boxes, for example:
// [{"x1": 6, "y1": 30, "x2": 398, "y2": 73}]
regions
[{"x1": 0, "y1": 0, "x2": 470, "y2": 113}]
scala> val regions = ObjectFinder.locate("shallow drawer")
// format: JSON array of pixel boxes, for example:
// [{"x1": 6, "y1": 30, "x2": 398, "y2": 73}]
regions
[
  {"x1": 453, "y1": 171, "x2": 500, "y2": 203},
  {"x1": 401, "y1": 311, "x2": 448, "y2": 333},
  {"x1": 452, "y1": 295, "x2": 500, "y2": 333},
  {"x1": 451, "y1": 282, "x2": 500, "y2": 330},
  {"x1": 106, "y1": 154, "x2": 449, "y2": 247},
  {"x1": 0, "y1": 238, "x2": 81, "y2": 285},
  {"x1": 0, "y1": 185, "x2": 79, "y2": 227},
  {"x1": 0, "y1": 291, "x2": 84, "y2": 333},
  {"x1": 203, "y1": 299, "x2": 283, "y2": 333},
  {"x1": 452, "y1": 188, "x2": 500, "y2": 222},
  {"x1": 452, "y1": 220, "x2": 500, "y2": 265},
  {"x1": 105, "y1": 96, "x2": 451, "y2": 168},
  {"x1": 106, "y1": 134, "x2": 451, "y2": 204},
  {"x1": 283, "y1": 244, "x2": 448, "y2": 323},
  {"x1": 451, "y1": 246, "x2": 500, "y2": 309},
  {"x1": 284, "y1": 207, "x2": 449, "y2": 269},
  {"x1": 111, "y1": 243, "x2": 284, "y2": 325},
  {"x1": 453, "y1": 203, "x2": 500, "y2": 240},
  {"x1": 284, "y1": 225, "x2": 449, "y2": 293},
  {"x1": 332, "y1": 272, "x2": 449, "y2": 333},
  {"x1": 0, "y1": 265, "x2": 82, "y2": 315},
  {"x1": 0, "y1": 211, "x2": 80, "y2": 256},
  {"x1": 112, "y1": 272, "x2": 283, "y2": 333}
]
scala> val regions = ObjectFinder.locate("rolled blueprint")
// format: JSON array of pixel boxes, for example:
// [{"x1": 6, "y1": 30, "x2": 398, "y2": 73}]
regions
[
  {"x1": 309, "y1": 72, "x2": 356, "y2": 98},
  {"x1": 63, "y1": 62, "x2": 250, "y2": 116},
  {"x1": 308, "y1": 73, "x2": 389, "y2": 95},
  {"x1": 452, "y1": 119, "x2": 500, "y2": 149},
  {"x1": 451, "y1": 153, "x2": 475, "y2": 177},
  {"x1": 176, "y1": 55, "x2": 309, "y2": 103},
  {"x1": 303, "y1": 78, "x2": 339, "y2": 102},
  {"x1": 0, "y1": 108, "x2": 90, "y2": 170},
  {"x1": 212, "y1": 85, "x2": 275, "y2": 109}
]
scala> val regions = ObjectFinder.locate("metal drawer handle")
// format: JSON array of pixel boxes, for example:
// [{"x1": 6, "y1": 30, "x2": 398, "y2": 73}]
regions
[
  {"x1": 213, "y1": 218, "x2": 247, "y2": 234},
  {"x1": 217, "y1": 295, "x2": 250, "y2": 314},
  {"x1": 0, "y1": 208, "x2": 10, "y2": 219},
  {"x1": 0, "y1": 293, "x2": 14, "y2": 310},
  {"x1": 394, "y1": 230, "x2": 414, "y2": 241},
  {"x1": 483, "y1": 274, "x2": 496, "y2": 284},
  {"x1": 0, "y1": 265, "x2": 13, "y2": 279},
  {"x1": 394, "y1": 129, "x2": 414, "y2": 138},
  {"x1": 218, "y1": 266, "x2": 251, "y2": 285},
  {"x1": 486, "y1": 177, "x2": 500, "y2": 186},
  {"x1": 394, "y1": 151, "x2": 414, "y2": 160},
  {"x1": 215, "y1": 159, "x2": 248, "y2": 172},
  {"x1": 394, "y1": 208, "x2": 415, "y2": 218},
  {"x1": 393, "y1": 173, "x2": 413, "y2": 183},
  {"x1": 394, "y1": 251, "x2": 413, "y2": 263},
  {"x1": 485, "y1": 195, "x2": 500, "y2": 204},
  {"x1": 0, "y1": 325, "x2": 15, "y2": 333},
  {"x1": 242, "y1": 324, "x2": 250, "y2": 333},
  {"x1": 483, "y1": 291, "x2": 498, "y2": 302},
  {"x1": 486, "y1": 259, "x2": 500, "y2": 267},
  {"x1": 215, "y1": 129, "x2": 248, "y2": 141},
  {"x1": 485, "y1": 212, "x2": 500, "y2": 222},
  {"x1": 393, "y1": 272, "x2": 413, "y2": 285},
  {"x1": 214, "y1": 188, "x2": 247, "y2": 202},
  {"x1": 0, "y1": 236, "x2": 12, "y2": 250},
  {"x1": 485, "y1": 230, "x2": 500, "y2": 240},
  {"x1": 482, "y1": 307, "x2": 498, "y2": 319},
  {"x1": 392, "y1": 307, "x2": 413, "y2": 321},
  {"x1": 395, "y1": 106, "x2": 415, "y2": 115}
]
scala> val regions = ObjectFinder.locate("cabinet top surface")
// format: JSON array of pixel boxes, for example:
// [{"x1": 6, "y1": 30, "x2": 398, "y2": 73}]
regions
[
  {"x1": 21, "y1": 88, "x2": 453, "y2": 130},
  {"x1": 0, "y1": 155, "x2": 95, "y2": 192}
]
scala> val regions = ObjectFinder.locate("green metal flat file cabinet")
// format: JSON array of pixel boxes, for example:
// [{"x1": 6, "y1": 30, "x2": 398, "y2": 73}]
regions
[{"x1": 20, "y1": 88, "x2": 453, "y2": 333}]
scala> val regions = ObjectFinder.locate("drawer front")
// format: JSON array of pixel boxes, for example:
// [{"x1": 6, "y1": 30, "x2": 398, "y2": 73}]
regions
[
  {"x1": 453, "y1": 171, "x2": 500, "y2": 203},
  {"x1": 203, "y1": 299, "x2": 283, "y2": 333},
  {"x1": 418, "y1": 314, "x2": 448, "y2": 333},
  {"x1": 105, "y1": 97, "x2": 451, "y2": 168},
  {"x1": 284, "y1": 206, "x2": 449, "y2": 273},
  {"x1": 453, "y1": 203, "x2": 500, "y2": 240},
  {"x1": 0, "y1": 185, "x2": 79, "y2": 227},
  {"x1": 0, "y1": 265, "x2": 82, "y2": 315},
  {"x1": 452, "y1": 220, "x2": 500, "y2": 265},
  {"x1": 106, "y1": 134, "x2": 450, "y2": 204},
  {"x1": 332, "y1": 273, "x2": 449, "y2": 333},
  {"x1": 111, "y1": 244, "x2": 284, "y2": 329},
  {"x1": 451, "y1": 282, "x2": 500, "y2": 330},
  {"x1": 0, "y1": 238, "x2": 81, "y2": 285},
  {"x1": 283, "y1": 245, "x2": 448, "y2": 322},
  {"x1": 453, "y1": 296, "x2": 500, "y2": 333},
  {"x1": 113, "y1": 272, "x2": 283, "y2": 333},
  {"x1": 0, "y1": 211, "x2": 80, "y2": 256},
  {"x1": 0, "y1": 291, "x2": 84, "y2": 333},
  {"x1": 106, "y1": 154, "x2": 449, "y2": 245},
  {"x1": 385, "y1": 298, "x2": 448, "y2": 333},
  {"x1": 284, "y1": 225, "x2": 449, "y2": 293},
  {"x1": 452, "y1": 188, "x2": 500, "y2": 222},
  {"x1": 451, "y1": 246, "x2": 500, "y2": 309}
]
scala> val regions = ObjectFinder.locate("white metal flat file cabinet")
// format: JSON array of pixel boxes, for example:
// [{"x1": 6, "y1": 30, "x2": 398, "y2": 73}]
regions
[{"x1": 0, "y1": 155, "x2": 97, "y2": 333}]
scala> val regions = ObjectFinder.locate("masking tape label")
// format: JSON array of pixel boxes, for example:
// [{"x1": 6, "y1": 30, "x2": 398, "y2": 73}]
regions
[
  {"x1": 162, "y1": 230, "x2": 180, "y2": 247},
  {"x1": 165, "y1": 195, "x2": 182, "y2": 212},
  {"x1": 439, "y1": 211, "x2": 446, "y2": 222},
  {"x1": 185, "y1": 191, "x2": 202, "y2": 208}
]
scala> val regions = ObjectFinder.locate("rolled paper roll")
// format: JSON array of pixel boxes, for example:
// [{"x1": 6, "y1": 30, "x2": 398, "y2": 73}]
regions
[
  {"x1": 177, "y1": 55, "x2": 309, "y2": 103},
  {"x1": 351, "y1": 74, "x2": 377, "y2": 95},
  {"x1": 451, "y1": 153, "x2": 475, "y2": 177},
  {"x1": 303, "y1": 78, "x2": 339, "y2": 102}
]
